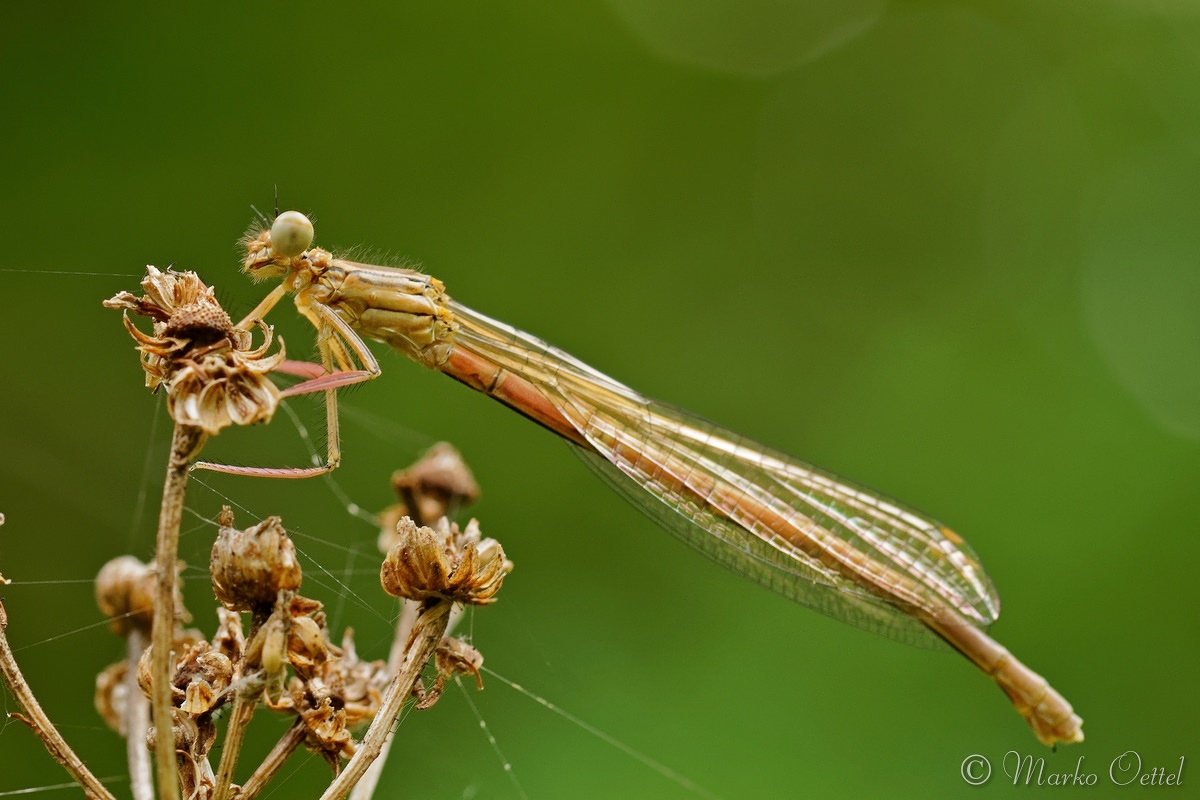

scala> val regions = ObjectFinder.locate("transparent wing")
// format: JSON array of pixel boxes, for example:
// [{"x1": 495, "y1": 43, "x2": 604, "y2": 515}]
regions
[{"x1": 451, "y1": 301, "x2": 1001, "y2": 647}]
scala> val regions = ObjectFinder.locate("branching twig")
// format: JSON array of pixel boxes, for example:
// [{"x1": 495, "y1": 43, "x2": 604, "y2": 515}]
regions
[
  {"x1": 0, "y1": 607, "x2": 118, "y2": 800},
  {"x1": 237, "y1": 720, "x2": 307, "y2": 800}
]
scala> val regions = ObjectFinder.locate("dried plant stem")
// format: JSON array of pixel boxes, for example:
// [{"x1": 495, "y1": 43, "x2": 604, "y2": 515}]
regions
[
  {"x1": 125, "y1": 629, "x2": 154, "y2": 800},
  {"x1": 151, "y1": 422, "x2": 207, "y2": 800},
  {"x1": 320, "y1": 599, "x2": 452, "y2": 800},
  {"x1": 213, "y1": 606, "x2": 273, "y2": 800},
  {"x1": 0, "y1": 614, "x2": 117, "y2": 800},
  {"x1": 237, "y1": 720, "x2": 307, "y2": 800},
  {"x1": 211, "y1": 691, "x2": 257, "y2": 800},
  {"x1": 350, "y1": 601, "x2": 465, "y2": 800},
  {"x1": 347, "y1": 599, "x2": 418, "y2": 800}
]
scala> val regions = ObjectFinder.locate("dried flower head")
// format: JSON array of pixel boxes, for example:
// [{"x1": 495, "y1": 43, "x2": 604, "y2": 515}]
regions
[
  {"x1": 210, "y1": 506, "x2": 303, "y2": 612},
  {"x1": 263, "y1": 619, "x2": 389, "y2": 768},
  {"x1": 391, "y1": 442, "x2": 480, "y2": 524},
  {"x1": 380, "y1": 517, "x2": 512, "y2": 605},
  {"x1": 301, "y1": 697, "x2": 355, "y2": 768},
  {"x1": 94, "y1": 555, "x2": 157, "y2": 636},
  {"x1": 331, "y1": 629, "x2": 390, "y2": 726},
  {"x1": 104, "y1": 265, "x2": 285, "y2": 434},
  {"x1": 378, "y1": 443, "x2": 481, "y2": 552},
  {"x1": 177, "y1": 647, "x2": 235, "y2": 716}
]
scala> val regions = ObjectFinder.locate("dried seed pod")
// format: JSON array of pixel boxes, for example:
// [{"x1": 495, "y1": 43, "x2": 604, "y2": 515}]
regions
[
  {"x1": 134, "y1": 629, "x2": 212, "y2": 702},
  {"x1": 94, "y1": 556, "x2": 158, "y2": 636},
  {"x1": 380, "y1": 517, "x2": 512, "y2": 605},
  {"x1": 210, "y1": 506, "x2": 302, "y2": 612},
  {"x1": 94, "y1": 661, "x2": 129, "y2": 735},
  {"x1": 259, "y1": 610, "x2": 290, "y2": 679}
]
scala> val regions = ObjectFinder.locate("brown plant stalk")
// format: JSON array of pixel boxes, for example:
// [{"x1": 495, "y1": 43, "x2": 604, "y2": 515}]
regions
[
  {"x1": 150, "y1": 422, "x2": 206, "y2": 800},
  {"x1": 318, "y1": 599, "x2": 452, "y2": 800}
]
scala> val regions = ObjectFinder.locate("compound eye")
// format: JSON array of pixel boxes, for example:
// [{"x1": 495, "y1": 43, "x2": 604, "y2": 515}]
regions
[{"x1": 270, "y1": 211, "x2": 314, "y2": 257}]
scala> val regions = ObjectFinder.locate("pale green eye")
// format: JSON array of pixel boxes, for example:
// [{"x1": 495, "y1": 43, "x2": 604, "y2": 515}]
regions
[{"x1": 271, "y1": 210, "x2": 314, "y2": 257}]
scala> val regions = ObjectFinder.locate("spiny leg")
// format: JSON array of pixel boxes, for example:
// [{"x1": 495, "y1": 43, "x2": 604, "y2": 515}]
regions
[
  {"x1": 193, "y1": 301, "x2": 381, "y2": 478},
  {"x1": 310, "y1": 301, "x2": 382, "y2": 473}
]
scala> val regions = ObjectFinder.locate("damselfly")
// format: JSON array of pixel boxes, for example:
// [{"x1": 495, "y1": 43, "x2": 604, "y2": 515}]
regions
[{"x1": 205, "y1": 210, "x2": 1083, "y2": 746}]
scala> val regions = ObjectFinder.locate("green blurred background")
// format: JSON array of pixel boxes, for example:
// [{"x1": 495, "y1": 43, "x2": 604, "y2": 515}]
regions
[{"x1": 2, "y1": 2, "x2": 1198, "y2": 798}]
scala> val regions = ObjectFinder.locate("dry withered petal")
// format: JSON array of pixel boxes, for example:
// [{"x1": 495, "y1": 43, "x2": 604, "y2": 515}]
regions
[
  {"x1": 211, "y1": 607, "x2": 246, "y2": 665},
  {"x1": 299, "y1": 697, "x2": 356, "y2": 768},
  {"x1": 210, "y1": 506, "x2": 302, "y2": 611},
  {"x1": 436, "y1": 637, "x2": 484, "y2": 689},
  {"x1": 380, "y1": 517, "x2": 512, "y2": 605},
  {"x1": 135, "y1": 641, "x2": 154, "y2": 700},
  {"x1": 94, "y1": 556, "x2": 157, "y2": 636},
  {"x1": 415, "y1": 637, "x2": 485, "y2": 710},
  {"x1": 286, "y1": 614, "x2": 330, "y2": 679},
  {"x1": 289, "y1": 595, "x2": 324, "y2": 617},
  {"x1": 335, "y1": 630, "x2": 390, "y2": 726},
  {"x1": 105, "y1": 266, "x2": 285, "y2": 435}
]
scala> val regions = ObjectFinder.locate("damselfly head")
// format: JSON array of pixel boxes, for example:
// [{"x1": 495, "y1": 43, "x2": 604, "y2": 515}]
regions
[{"x1": 241, "y1": 210, "x2": 315, "y2": 281}]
